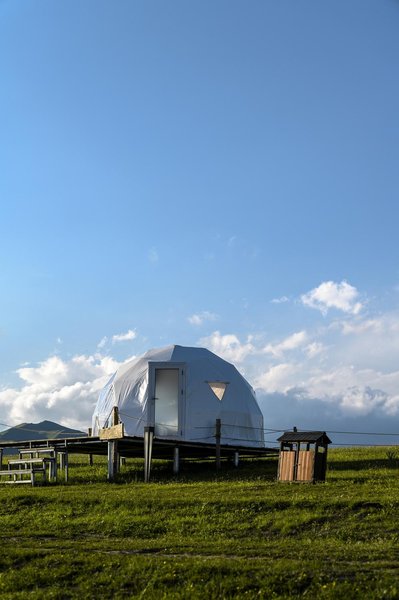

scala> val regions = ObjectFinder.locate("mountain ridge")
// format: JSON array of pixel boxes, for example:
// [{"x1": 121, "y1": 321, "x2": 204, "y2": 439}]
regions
[{"x1": 0, "y1": 420, "x2": 85, "y2": 442}]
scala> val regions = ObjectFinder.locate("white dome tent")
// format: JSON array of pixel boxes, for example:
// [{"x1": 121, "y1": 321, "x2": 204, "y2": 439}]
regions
[{"x1": 92, "y1": 345, "x2": 264, "y2": 448}]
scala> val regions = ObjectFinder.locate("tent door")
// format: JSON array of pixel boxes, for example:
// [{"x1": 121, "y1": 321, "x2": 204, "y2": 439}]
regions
[{"x1": 154, "y1": 368, "x2": 179, "y2": 437}]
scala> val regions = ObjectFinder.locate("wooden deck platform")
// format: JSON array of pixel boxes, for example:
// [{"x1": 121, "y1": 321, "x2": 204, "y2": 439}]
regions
[
  {"x1": 0, "y1": 435, "x2": 278, "y2": 483},
  {"x1": 0, "y1": 435, "x2": 277, "y2": 459}
]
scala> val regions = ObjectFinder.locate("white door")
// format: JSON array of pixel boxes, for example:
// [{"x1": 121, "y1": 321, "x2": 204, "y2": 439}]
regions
[{"x1": 154, "y1": 368, "x2": 179, "y2": 437}]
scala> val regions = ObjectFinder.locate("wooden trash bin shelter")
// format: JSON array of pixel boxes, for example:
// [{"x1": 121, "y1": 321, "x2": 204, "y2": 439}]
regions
[{"x1": 277, "y1": 429, "x2": 331, "y2": 483}]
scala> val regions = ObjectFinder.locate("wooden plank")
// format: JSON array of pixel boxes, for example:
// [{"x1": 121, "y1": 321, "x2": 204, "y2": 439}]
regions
[
  {"x1": 278, "y1": 451, "x2": 295, "y2": 481},
  {"x1": 8, "y1": 458, "x2": 54, "y2": 466},
  {"x1": 99, "y1": 423, "x2": 124, "y2": 440},
  {"x1": 297, "y1": 450, "x2": 314, "y2": 481},
  {"x1": 0, "y1": 469, "x2": 35, "y2": 475},
  {"x1": 19, "y1": 448, "x2": 55, "y2": 458},
  {"x1": 2, "y1": 480, "x2": 33, "y2": 485}
]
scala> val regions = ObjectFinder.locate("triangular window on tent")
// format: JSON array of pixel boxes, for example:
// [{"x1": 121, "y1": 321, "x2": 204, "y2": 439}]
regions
[{"x1": 208, "y1": 381, "x2": 228, "y2": 401}]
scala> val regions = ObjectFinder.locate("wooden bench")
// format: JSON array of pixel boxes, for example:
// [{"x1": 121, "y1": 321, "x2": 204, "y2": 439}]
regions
[
  {"x1": 15, "y1": 446, "x2": 69, "y2": 483},
  {"x1": 8, "y1": 457, "x2": 56, "y2": 482},
  {"x1": 0, "y1": 465, "x2": 46, "y2": 486},
  {"x1": 19, "y1": 447, "x2": 60, "y2": 480}
]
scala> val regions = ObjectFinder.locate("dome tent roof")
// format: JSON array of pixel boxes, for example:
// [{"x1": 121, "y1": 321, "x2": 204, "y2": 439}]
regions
[{"x1": 92, "y1": 345, "x2": 264, "y2": 448}]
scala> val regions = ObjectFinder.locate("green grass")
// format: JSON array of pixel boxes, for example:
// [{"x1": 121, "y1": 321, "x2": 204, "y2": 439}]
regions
[{"x1": 0, "y1": 447, "x2": 399, "y2": 598}]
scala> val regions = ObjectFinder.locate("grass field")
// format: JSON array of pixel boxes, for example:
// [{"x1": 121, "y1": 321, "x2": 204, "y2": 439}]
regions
[{"x1": 0, "y1": 447, "x2": 398, "y2": 599}]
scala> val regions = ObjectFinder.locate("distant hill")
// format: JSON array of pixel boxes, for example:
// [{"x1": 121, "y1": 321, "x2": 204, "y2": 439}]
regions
[{"x1": 0, "y1": 420, "x2": 85, "y2": 443}]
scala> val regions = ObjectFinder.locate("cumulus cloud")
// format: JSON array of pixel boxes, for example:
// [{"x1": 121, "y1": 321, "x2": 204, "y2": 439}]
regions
[
  {"x1": 263, "y1": 331, "x2": 308, "y2": 357},
  {"x1": 251, "y1": 308, "x2": 399, "y2": 427},
  {"x1": 301, "y1": 280, "x2": 363, "y2": 315},
  {"x1": 0, "y1": 354, "x2": 123, "y2": 430},
  {"x1": 2, "y1": 300, "x2": 399, "y2": 439},
  {"x1": 112, "y1": 329, "x2": 136, "y2": 343},
  {"x1": 255, "y1": 363, "x2": 301, "y2": 394},
  {"x1": 198, "y1": 318, "x2": 399, "y2": 420},
  {"x1": 256, "y1": 359, "x2": 399, "y2": 419},
  {"x1": 187, "y1": 311, "x2": 218, "y2": 326},
  {"x1": 327, "y1": 313, "x2": 399, "y2": 373},
  {"x1": 199, "y1": 331, "x2": 255, "y2": 363},
  {"x1": 257, "y1": 389, "x2": 399, "y2": 445}
]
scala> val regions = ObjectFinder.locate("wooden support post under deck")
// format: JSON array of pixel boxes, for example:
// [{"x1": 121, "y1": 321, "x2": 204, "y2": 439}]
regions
[
  {"x1": 64, "y1": 451, "x2": 69, "y2": 482},
  {"x1": 59, "y1": 441, "x2": 68, "y2": 482},
  {"x1": 103, "y1": 407, "x2": 123, "y2": 482},
  {"x1": 112, "y1": 407, "x2": 120, "y2": 474},
  {"x1": 144, "y1": 426, "x2": 154, "y2": 483},
  {"x1": 233, "y1": 451, "x2": 239, "y2": 467},
  {"x1": 52, "y1": 450, "x2": 58, "y2": 481},
  {"x1": 107, "y1": 441, "x2": 116, "y2": 481},
  {"x1": 173, "y1": 447, "x2": 180, "y2": 474},
  {"x1": 112, "y1": 441, "x2": 119, "y2": 475},
  {"x1": 215, "y1": 418, "x2": 221, "y2": 470},
  {"x1": 88, "y1": 428, "x2": 93, "y2": 466}
]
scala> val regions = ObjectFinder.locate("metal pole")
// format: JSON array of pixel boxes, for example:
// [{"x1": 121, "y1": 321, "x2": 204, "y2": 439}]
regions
[
  {"x1": 215, "y1": 418, "x2": 221, "y2": 470},
  {"x1": 173, "y1": 447, "x2": 180, "y2": 474},
  {"x1": 144, "y1": 426, "x2": 154, "y2": 483},
  {"x1": 112, "y1": 406, "x2": 119, "y2": 474},
  {"x1": 107, "y1": 441, "x2": 115, "y2": 481},
  {"x1": 63, "y1": 441, "x2": 68, "y2": 482},
  {"x1": 88, "y1": 428, "x2": 93, "y2": 466},
  {"x1": 64, "y1": 451, "x2": 69, "y2": 483}
]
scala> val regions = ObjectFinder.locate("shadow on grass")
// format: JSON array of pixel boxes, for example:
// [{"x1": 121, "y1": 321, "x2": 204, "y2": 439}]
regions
[
  {"x1": 118, "y1": 457, "x2": 279, "y2": 484},
  {"x1": 329, "y1": 458, "x2": 399, "y2": 472}
]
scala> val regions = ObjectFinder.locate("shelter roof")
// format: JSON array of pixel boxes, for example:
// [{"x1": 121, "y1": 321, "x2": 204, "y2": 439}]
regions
[{"x1": 277, "y1": 431, "x2": 332, "y2": 444}]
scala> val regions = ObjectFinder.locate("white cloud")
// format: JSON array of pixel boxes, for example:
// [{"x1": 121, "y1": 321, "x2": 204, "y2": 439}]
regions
[
  {"x1": 263, "y1": 331, "x2": 308, "y2": 357},
  {"x1": 255, "y1": 363, "x2": 300, "y2": 394},
  {"x1": 2, "y1": 305, "x2": 399, "y2": 435},
  {"x1": 227, "y1": 235, "x2": 237, "y2": 247},
  {"x1": 148, "y1": 247, "x2": 159, "y2": 263},
  {"x1": 255, "y1": 359, "x2": 399, "y2": 418},
  {"x1": 199, "y1": 331, "x2": 255, "y2": 363},
  {"x1": 271, "y1": 296, "x2": 289, "y2": 304},
  {"x1": 251, "y1": 309, "x2": 399, "y2": 420},
  {"x1": 97, "y1": 336, "x2": 108, "y2": 349},
  {"x1": 112, "y1": 329, "x2": 136, "y2": 344},
  {"x1": 187, "y1": 311, "x2": 218, "y2": 326},
  {"x1": 338, "y1": 318, "x2": 383, "y2": 336},
  {"x1": 301, "y1": 280, "x2": 363, "y2": 315},
  {"x1": 304, "y1": 342, "x2": 325, "y2": 358},
  {"x1": 328, "y1": 313, "x2": 399, "y2": 373},
  {"x1": 0, "y1": 354, "x2": 123, "y2": 430}
]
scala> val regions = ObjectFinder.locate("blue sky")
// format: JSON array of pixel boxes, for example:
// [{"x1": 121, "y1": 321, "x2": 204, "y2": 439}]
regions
[{"x1": 1, "y1": 1, "x2": 399, "y2": 444}]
